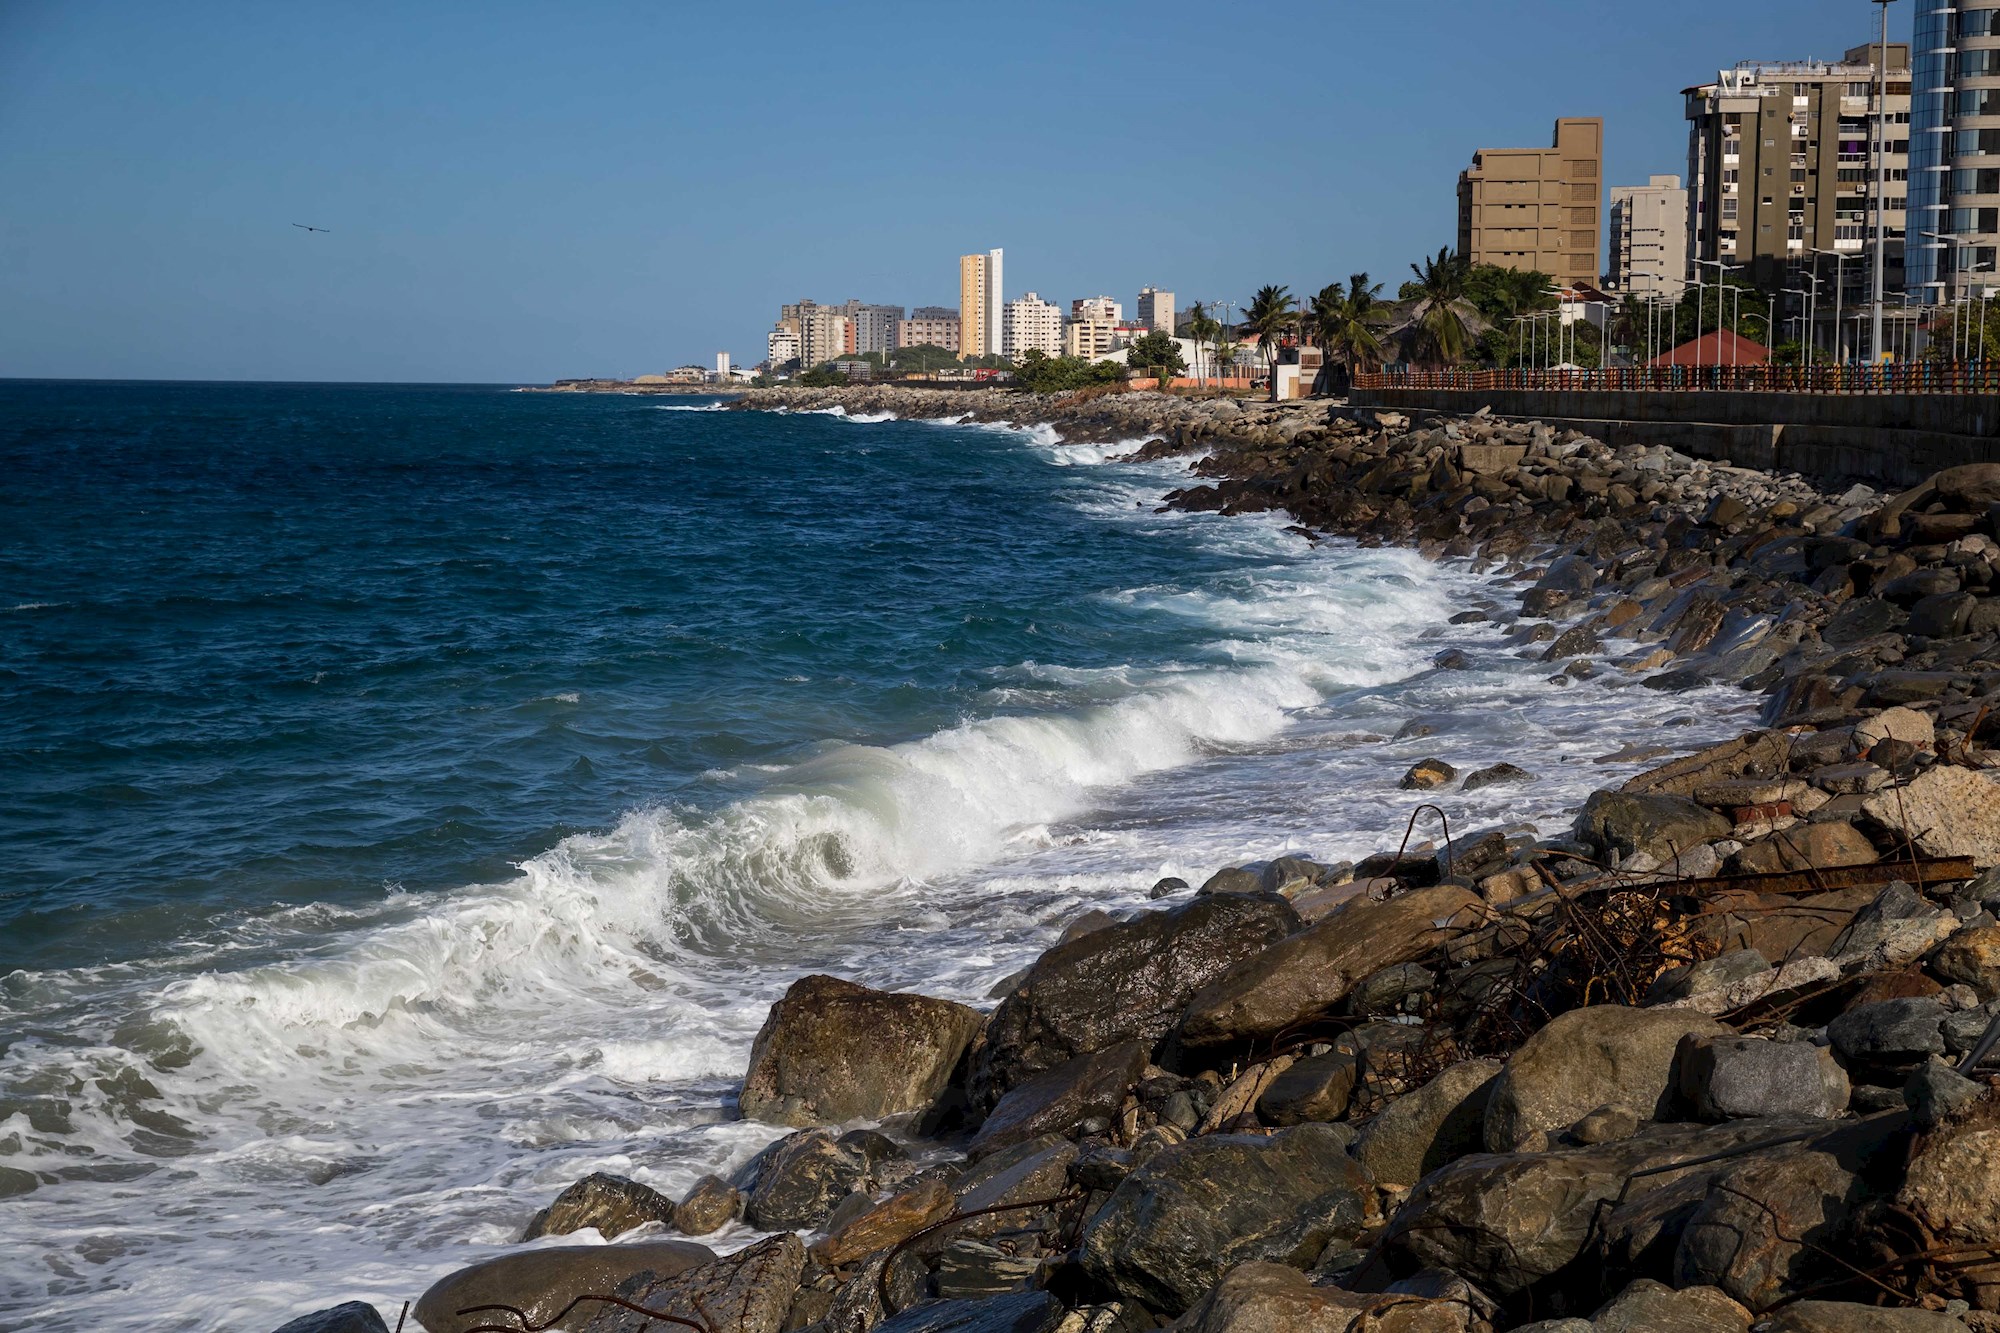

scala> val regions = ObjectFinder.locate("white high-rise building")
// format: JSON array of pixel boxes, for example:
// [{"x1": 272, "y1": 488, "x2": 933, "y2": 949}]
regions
[
  {"x1": 959, "y1": 248, "x2": 1004, "y2": 357},
  {"x1": 1608, "y1": 175, "x2": 1689, "y2": 297},
  {"x1": 766, "y1": 326, "x2": 800, "y2": 368},
  {"x1": 1002, "y1": 292, "x2": 1064, "y2": 361},
  {"x1": 1070, "y1": 295, "x2": 1122, "y2": 322},
  {"x1": 1137, "y1": 287, "x2": 1175, "y2": 333}
]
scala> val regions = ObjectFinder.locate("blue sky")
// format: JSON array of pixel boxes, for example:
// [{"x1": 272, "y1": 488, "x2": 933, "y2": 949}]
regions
[{"x1": 0, "y1": 0, "x2": 1900, "y2": 382}]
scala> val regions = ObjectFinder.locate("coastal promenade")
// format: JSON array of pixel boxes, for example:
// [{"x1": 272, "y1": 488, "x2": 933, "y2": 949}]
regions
[{"x1": 371, "y1": 382, "x2": 2000, "y2": 1333}]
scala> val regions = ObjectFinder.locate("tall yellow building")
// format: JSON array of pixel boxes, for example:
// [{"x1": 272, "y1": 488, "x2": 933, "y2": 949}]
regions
[{"x1": 958, "y1": 248, "x2": 1004, "y2": 358}]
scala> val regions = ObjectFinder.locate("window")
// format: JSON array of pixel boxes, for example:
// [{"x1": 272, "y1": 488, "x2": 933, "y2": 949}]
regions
[
  {"x1": 1954, "y1": 167, "x2": 2000, "y2": 194},
  {"x1": 1961, "y1": 48, "x2": 2000, "y2": 78},
  {"x1": 1722, "y1": 197, "x2": 1739, "y2": 220},
  {"x1": 1959, "y1": 127, "x2": 2000, "y2": 156},
  {"x1": 1962, "y1": 8, "x2": 2000, "y2": 39}
]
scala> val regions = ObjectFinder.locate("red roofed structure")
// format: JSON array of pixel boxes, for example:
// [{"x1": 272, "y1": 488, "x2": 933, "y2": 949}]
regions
[{"x1": 1650, "y1": 329, "x2": 1770, "y2": 367}]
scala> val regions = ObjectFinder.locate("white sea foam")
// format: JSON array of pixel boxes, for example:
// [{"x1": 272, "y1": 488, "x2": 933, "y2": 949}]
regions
[
  {"x1": 650, "y1": 401, "x2": 731, "y2": 412},
  {"x1": 0, "y1": 412, "x2": 1761, "y2": 1330}
]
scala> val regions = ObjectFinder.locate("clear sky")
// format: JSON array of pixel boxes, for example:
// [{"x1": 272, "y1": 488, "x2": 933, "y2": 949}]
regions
[{"x1": 0, "y1": 0, "x2": 1902, "y2": 382}]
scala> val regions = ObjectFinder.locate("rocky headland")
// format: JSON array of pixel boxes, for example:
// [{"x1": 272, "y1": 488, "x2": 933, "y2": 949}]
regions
[{"x1": 300, "y1": 384, "x2": 2000, "y2": 1333}]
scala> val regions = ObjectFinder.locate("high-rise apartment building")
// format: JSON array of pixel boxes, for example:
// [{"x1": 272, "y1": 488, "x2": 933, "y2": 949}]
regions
[
  {"x1": 1911, "y1": 4, "x2": 2000, "y2": 302},
  {"x1": 1608, "y1": 174, "x2": 1691, "y2": 296},
  {"x1": 910, "y1": 306, "x2": 958, "y2": 321},
  {"x1": 1002, "y1": 293, "x2": 1064, "y2": 361},
  {"x1": 1685, "y1": 45, "x2": 1909, "y2": 298},
  {"x1": 1070, "y1": 296, "x2": 1122, "y2": 322},
  {"x1": 1137, "y1": 287, "x2": 1175, "y2": 333},
  {"x1": 1456, "y1": 117, "x2": 1604, "y2": 287},
  {"x1": 959, "y1": 249, "x2": 1005, "y2": 358},
  {"x1": 897, "y1": 314, "x2": 960, "y2": 351},
  {"x1": 835, "y1": 301, "x2": 904, "y2": 355},
  {"x1": 779, "y1": 300, "x2": 855, "y2": 367}
]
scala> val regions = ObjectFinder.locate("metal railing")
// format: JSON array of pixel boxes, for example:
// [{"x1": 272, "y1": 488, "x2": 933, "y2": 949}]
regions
[{"x1": 1353, "y1": 362, "x2": 2000, "y2": 395}]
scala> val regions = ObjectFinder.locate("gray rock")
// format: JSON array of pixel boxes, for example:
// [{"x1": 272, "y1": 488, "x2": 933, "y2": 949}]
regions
[
  {"x1": 1675, "y1": 1035, "x2": 1849, "y2": 1120},
  {"x1": 1351, "y1": 963, "x2": 1436, "y2": 1017},
  {"x1": 1576, "y1": 790, "x2": 1731, "y2": 863},
  {"x1": 1589, "y1": 1278, "x2": 1749, "y2": 1333},
  {"x1": 1076, "y1": 1123, "x2": 1373, "y2": 1315},
  {"x1": 671, "y1": 1174, "x2": 740, "y2": 1236},
  {"x1": 520, "y1": 1172, "x2": 678, "y2": 1242},
  {"x1": 1260, "y1": 857, "x2": 1324, "y2": 894},
  {"x1": 1674, "y1": 1149, "x2": 1860, "y2": 1310},
  {"x1": 739, "y1": 1129, "x2": 882, "y2": 1231},
  {"x1": 1401, "y1": 758, "x2": 1458, "y2": 790},
  {"x1": 929, "y1": 1240, "x2": 1041, "y2": 1300},
  {"x1": 1198, "y1": 867, "x2": 1263, "y2": 896},
  {"x1": 413, "y1": 1240, "x2": 714, "y2": 1333},
  {"x1": 740, "y1": 974, "x2": 982, "y2": 1127},
  {"x1": 270, "y1": 1303, "x2": 389, "y2": 1333},
  {"x1": 952, "y1": 1135, "x2": 1079, "y2": 1240},
  {"x1": 1484, "y1": 1006, "x2": 1731, "y2": 1152},
  {"x1": 1461, "y1": 762, "x2": 1535, "y2": 793},
  {"x1": 968, "y1": 1041, "x2": 1150, "y2": 1159},
  {"x1": 1254, "y1": 1051, "x2": 1358, "y2": 1126},
  {"x1": 1352, "y1": 1059, "x2": 1503, "y2": 1186},
  {"x1": 578, "y1": 1233, "x2": 804, "y2": 1333},
  {"x1": 1827, "y1": 997, "x2": 1947, "y2": 1065},
  {"x1": 1172, "y1": 1262, "x2": 1474, "y2": 1333},
  {"x1": 1646, "y1": 949, "x2": 1771, "y2": 1006},
  {"x1": 1759, "y1": 1300, "x2": 1969, "y2": 1331},
  {"x1": 1171, "y1": 885, "x2": 1481, "y2": 1069},
  {"x1": 1377, "y1": 1119, "x2": 1814, "y2": 1298},
  {"x1": 1148, "y1": 876, "x2": 1189, "y2": 899},
  {"x1": 970, "y1": 893, "x2": 1299, "y2": 1104},
  {"x1": 1907, "y1": 1056, "x2": 1984, "y2": 1129},
  {"x1": 872, "y1": 1291, "x2": 1063, "y2": 1333}
]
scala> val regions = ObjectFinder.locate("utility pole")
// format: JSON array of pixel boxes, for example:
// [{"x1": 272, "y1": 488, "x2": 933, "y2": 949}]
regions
[{"x1": 1871, "y1": 0, "x2": 1896, "y2": 362}]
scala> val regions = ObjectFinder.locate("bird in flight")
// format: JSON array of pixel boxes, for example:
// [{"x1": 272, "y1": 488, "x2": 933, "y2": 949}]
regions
[{"x1": 292, "y1": 223, "x2": 330, "y2": 233}]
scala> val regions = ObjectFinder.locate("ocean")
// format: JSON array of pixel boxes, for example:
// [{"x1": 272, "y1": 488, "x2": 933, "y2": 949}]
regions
[{"x1": 0, "y1": 382, "x2": 1759, "y2": 1328}]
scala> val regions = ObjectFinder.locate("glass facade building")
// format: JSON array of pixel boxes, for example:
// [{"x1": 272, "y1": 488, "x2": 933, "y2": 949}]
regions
[{"x1": 1909, "y1": 2, "x2": 2000, "y2": 301}]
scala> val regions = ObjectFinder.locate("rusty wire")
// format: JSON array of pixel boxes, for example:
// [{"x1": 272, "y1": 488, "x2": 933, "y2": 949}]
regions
[
  {"x1": 1392, "y1": 804, "x2": 1455, "y2": 879},
  {"x1": 873, "y1": 1189, "x2": 1086, "y2": 1318}
]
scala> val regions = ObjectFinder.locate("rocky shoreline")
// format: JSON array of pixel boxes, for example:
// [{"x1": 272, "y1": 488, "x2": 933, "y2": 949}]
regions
[{"x1": 293, "y1": 385, "x2": 2000, "y2": 1333}]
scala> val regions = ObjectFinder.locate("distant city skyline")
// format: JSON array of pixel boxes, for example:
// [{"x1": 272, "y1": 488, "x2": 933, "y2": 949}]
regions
[{"x1": 0, "y1": 0, "x2": 1890, "y2": 380}]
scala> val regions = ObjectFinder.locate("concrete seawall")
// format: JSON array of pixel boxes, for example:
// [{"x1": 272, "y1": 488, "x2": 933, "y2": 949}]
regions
[{"x1": 1347, "y1": 385, "x2": 2000, "y2": 488}]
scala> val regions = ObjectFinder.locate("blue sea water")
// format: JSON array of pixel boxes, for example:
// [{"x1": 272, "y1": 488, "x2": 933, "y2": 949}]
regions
[{"x1": 0, "y1": 383, "x2": 1759, "y2": 1328}]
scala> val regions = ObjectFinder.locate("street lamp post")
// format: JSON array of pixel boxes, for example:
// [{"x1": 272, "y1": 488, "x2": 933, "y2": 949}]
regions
[
  {"x1": 1809, "y1": 247, "x2": 1855, "y2": 361},
  {"x1": 1784, "y1": 289, "x2": 1813, "y2": 368},
  {"x1": 1871, "y1": 0, "x2": 1898, "y2": 362},
  {"x1": 1693, "y1": 259, "x2": 1736, "y2": 366}
]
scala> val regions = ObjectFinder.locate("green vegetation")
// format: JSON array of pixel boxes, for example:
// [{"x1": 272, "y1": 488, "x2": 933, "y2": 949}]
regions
[
  {"x1": 1244, "y1": 285, "x2": 1297, "y2": 370},
  {"x1": 796, "y1": 363, "x2": 849, "y2": 387},
  {"x1": 1306, "y1": 274, "x2": 1386, "y2": 389},
  {"x1": 1402, "y1": 248, "x2": 1483, "y2": 367},
  {"x1": 1125, "y1": 330, "x2": 1186, "y2": 377},
  {"x1": 1010, "y1": 350, "x2": 1126, "y2": 393}
]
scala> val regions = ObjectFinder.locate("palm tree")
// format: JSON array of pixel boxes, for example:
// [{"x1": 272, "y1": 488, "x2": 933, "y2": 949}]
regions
[
  {"x1": 1307, "y1": 273, "x2": 1386, "y2": 391},
  {"x1": 1244, "y1": 285, "x2": 1297, "y2": 376},
  {"x1": 1185, "y1": 301, "x2": 1219, "y2": 385},
  {"x1": 1400, "y1": 248, "x2": 1483, "y2": 366}
]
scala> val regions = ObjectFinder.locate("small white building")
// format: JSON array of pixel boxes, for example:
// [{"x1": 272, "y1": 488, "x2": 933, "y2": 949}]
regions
[{"x1": 766, "y1": 326, "x2": 801, "y2": 367}]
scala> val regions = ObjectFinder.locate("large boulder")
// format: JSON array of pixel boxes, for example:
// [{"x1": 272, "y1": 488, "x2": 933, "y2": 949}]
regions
[
  {"x1": 1076, "y1": 1123, "x2": 1374, "y2": 1315},
  {"x1": 872, "y1": 1291, "x2": 1064, "y2": 1333},
  {"x1": 967, "y1": 1041, "x2": 1149, "y2": 1159},
  {"x1": 412, "y1": 1240, "x2": 714, "y2": 1333},
  {"x1": 520, "y1": 1172, "x2": 678, "y2": 1242},
  {"x1": 813, "y1": 1176, "x2": 955, "y2": 1267},
  {"x1": 1255, "y1": 1051, "x2": 1358, "y2": 1126},
  {"x1": 969, "y1": 894, "x2": 1298, "y2": 1104},
  {"x1": 1674, "y1": 1035, "x2": 1849, "y2": 1121},
  {"x1": 1169, "y1": 886, "x2": 1481, "y2": 1070},
  {"x1": 1374, "y1": 1119, "x2": 1817, "y2": 1300},
  {"x1": 1576, "y1": 790, "x2": 1731, "y2": 864},
  {"x1": 951, "y1": 1134, "x2": 1079, "y2": 1241},
  {"x1": 577, "y1": 1233, "x2": 804, "y2": 1333},
  {"x1": 738, "y1": 1128, "x2": 896, "y2": 1231},
  {"x1": 1173, "y1": 1262, "x2": 1473, "y2": 1333},
  {"x1": 1352, "y1": 1060, "x2": 1503, "y2": 1187},
  {"x1": 1589, "y1": 1279, "x2": 1748, "y2": 1333},
  {"x1": 1760, "y1": 1302, "x2": 1970, "y2": 1332},
  {"x1": 271, "y1": 1305, "x2": 390, "y2": 1333},
  {"x1": 1863, "y1": 767, "x2": 2000, "y2": 867},
  {"x1": 1673, "y1": 1149, "x2": 1861, "y2": 1309},
  {"x1": 1899, "y1": 1087, "x2": 2000, "y2": 1309},
  {"x1": 1484, "y1": 1007, "x2": 1731, "y2": 1152},
  {"x1": 1621, "y1": 732, "x2": 1793, "y2": 800},
  {"x1": 740, "y1": 975, "x2": 982, "y2": 1127}
]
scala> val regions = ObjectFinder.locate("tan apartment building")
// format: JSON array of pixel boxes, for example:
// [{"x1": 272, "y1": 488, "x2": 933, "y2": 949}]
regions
[
  {"x1": 1457, "y1": 117, "x2": 1604, "y2": 287},
  {"x1": 958, "y1": 248, "x2": 1004, "y2": 358},
  {"x1": 1608, "y1": 174, "x2": 1690, "y2": 296},
  {"x1": 1685, "y1": 44, "x2": 1909, "y2": 305},
  {"x1": 1063, "y1": 315, "x2": 1119, "y2": 359},
  {"x1": 1137, "y1": 287, "x2": 1174, "y2": 333},
  {"x1": 779, "y1": 301, "x2": 854, "y2": 367},
  {"x1": 897, "y1": 314, "x2": 960, "y2": 352}
]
